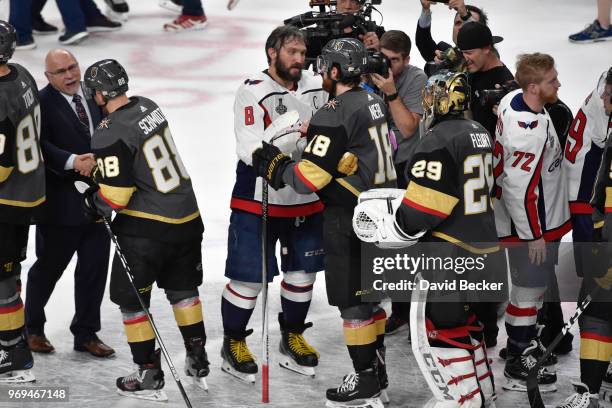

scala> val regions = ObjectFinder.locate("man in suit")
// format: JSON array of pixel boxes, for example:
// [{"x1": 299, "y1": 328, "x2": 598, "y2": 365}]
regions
[{"x1": 25, "y1": 48, "x2": 114, "y2": 358}]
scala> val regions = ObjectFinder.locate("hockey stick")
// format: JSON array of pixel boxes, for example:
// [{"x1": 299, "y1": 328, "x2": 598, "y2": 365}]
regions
[
  {"x1": 261, "y1": 175, "x2": 270, "y2": 404},
  {"x1": 227, "y1": 0, "x2": 241, "y2": 10},
  {"x1": 74, "y1": 181, "x2": 193, "y2": 408},
  {"x1": 527, "y1": 286, "x2": 601, "y2": 408}
]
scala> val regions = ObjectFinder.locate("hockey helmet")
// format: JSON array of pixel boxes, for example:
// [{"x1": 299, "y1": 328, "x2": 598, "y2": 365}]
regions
[
  {"x1": 316, "y1": 38, "x2": 368, "y2": 79},
  {"x1": 0, "y1": 20, "x2": 16, "y2": 64},
  {"x1": 596, "y1": 67, "x2": 612, "y2": 100},
  {"x1": 422, "y1": 70, "x2": 470, "y2": 129},
  {"x1": 84, "y1": 59, "x2": 129, "y2": 101}
]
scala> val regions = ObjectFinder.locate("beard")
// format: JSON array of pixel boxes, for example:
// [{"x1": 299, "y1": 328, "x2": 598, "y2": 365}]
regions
[
  {"x1": 275, "y1": 58, "x2": 303, "y2": 83},
  {"x1": 540, "y1": 88, "x2": 558, "y2": 104}
]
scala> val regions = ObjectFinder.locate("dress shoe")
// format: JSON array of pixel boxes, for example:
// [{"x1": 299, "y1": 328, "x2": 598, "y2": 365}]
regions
[
  {"x1": 75, "y1": 338, "x2": 115, "y2": 358},
  {"x1": 27, "y1": 334, "x2": 55, "y2": 353}
]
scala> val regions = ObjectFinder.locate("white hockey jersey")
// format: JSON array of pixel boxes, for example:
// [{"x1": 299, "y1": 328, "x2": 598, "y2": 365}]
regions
[
  {"x1": 493, "y1": 89, "x2": 571, "y2": 242},
  {"x1": 564, "y1": 90, "x2": 612, "y2": 215},
  {"x1": 231, "y1": 70, "x2": 328, "y2": 217}
]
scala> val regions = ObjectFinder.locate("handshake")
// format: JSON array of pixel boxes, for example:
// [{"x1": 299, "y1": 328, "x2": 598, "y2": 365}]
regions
[{"x1": 73, "y1": 153, "x2": 97, "y2": 177}]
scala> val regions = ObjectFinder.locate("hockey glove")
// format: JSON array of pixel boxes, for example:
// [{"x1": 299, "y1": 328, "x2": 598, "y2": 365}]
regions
[
  {"x1": 83, "y1": 184, "x2": 107, "y2": 221},
  {"x1": 252, "y1": 141, "x2": 292, "y2": 190}
]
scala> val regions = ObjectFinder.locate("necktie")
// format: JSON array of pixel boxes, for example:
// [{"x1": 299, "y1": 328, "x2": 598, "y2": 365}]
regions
[{"x1": 73, "y1": 94, "x2": 90, "y2": 136}]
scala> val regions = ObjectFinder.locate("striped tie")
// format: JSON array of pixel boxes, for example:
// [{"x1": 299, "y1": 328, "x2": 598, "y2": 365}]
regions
[{"x1": 73, "y1": 94, "x2": 90, "y2": 136}]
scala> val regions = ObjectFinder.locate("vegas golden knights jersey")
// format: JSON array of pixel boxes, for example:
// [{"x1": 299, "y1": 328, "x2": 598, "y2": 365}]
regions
[
  {"x1": 0, "y1": 63, "x2": 45, "y2": 224},
  {"x1": 91, "y1": 96, "x2": 203, "y2": 242},
  {"x1": 591, "y1": 130, "x2": 612, "y2": 240},
  {"x1": 282, "y1": 88, "x2": 397, "y2": 208},
  {"x1": 395, "y1": 117, "x2": 498, "y2": 253}
]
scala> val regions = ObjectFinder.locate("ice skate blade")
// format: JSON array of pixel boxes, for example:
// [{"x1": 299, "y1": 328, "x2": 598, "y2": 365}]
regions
[
  {"x1": 0, "y1": 370, "x2": 36, "y2": 383},
  {"x1": 278, "y1": 358, "x2": 315, "y2": 377},
  {"x1": 221, "y1": 362, "x2": 256, "y2": 384},
  {"x1": 380, "y1": 389, "x2": 389, "y2": 404},
  {"x1": 187, "y1": 375, "x2": 209, "y2": 392},
  {"x1": 116, "y1": 388, "x2": 168, "y2": 402},
  {"x1": 502, "y1": 378, "x2": 557, "y2": 393},
  {"x1": 325, "y1": 396, "x2": 384, "y2": 408}
]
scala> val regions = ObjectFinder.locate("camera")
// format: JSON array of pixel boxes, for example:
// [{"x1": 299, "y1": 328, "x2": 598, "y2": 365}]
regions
[
  {"x1": 364, "y1": 49, "x2": 390, "y2": 76},
  {"x1": 425, "y1": 47, "x2": 465, "y2": 76},
  {"x1": 284, "y1": 0, "x2": 385, "y2": 68},
  {"x1": 476, "y1": 80, "x2": 520, "y2": 107}
]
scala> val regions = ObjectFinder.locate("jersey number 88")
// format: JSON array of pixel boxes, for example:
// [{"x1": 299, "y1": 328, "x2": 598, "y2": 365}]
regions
[{"x1": 143, "y1": 127, "x2": 190, "y2": 193}]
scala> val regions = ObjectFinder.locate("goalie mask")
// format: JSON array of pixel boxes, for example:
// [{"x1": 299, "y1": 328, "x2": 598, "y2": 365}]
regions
[{"x1": 422, "y1": 70, "x2": 470, "y2": 130}]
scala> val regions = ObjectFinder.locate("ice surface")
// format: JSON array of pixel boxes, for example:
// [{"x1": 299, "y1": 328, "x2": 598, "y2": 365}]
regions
[{"x1": 4, "y1": 0, "x2": 612, "y2": 406}]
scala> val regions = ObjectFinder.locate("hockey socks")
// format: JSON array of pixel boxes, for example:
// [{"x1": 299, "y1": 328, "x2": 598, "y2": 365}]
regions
[
  {"x1": 505, "y1": 285, "x2": 545, "y2": 355},
  {"x1": 169, "y1": 295, "x2": 206, "y2": 343},
  {"x1": 579, "y1": 315, "x2": 612, "y2": 394},
  {"x1": 221, "y1": 280, "x2": 260, "y2": 337},
  {"x1": 344, "y1": 317, "x2": 378, "y2": 372},
  {"x1": 0, "y1": 276, "x2": 25, "y2": 348},
  {"x1": 122, "y1": 309, "x2": 156, "y2": 365},
  {"x1": 280, "y1": 271, "x2": 315, "y2": 329}
]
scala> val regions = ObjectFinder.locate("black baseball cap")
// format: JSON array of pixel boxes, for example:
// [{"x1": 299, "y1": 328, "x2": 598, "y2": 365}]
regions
[{"x1": 457, "y1": 22, "x2": 503, "y2": 51}]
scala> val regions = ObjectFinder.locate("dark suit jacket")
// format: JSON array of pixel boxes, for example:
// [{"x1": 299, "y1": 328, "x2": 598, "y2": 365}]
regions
[{"x1": 39, "y1": 83, "x2": 102, "y2": 226}]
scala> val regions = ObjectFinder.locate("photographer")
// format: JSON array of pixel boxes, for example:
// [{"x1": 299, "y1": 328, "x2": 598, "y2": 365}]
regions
[
  {"x1": 457, "y1": 22, "x2": 513, "y2": 135},
  {"x1": 370, "y1": 30, "x2": 426, "y2": 336},
  {"x1": 337, "y1": 0, "x2": 381, "y2": 50},
  {"x1": 416, "y1": 0, "x2": 487, "y2": 65}
]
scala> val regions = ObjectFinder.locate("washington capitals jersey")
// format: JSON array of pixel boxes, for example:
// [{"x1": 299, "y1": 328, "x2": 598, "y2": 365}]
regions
[
  {"x1": 494, "y1": 90, "x2": 571, "y2": 242},
  {"x1": 282, "y1": 88, "x2": 397, "y2": 208},
  {"x1": 0, "y1": 63, "x2": 45, "y2": 224},
  {"x1": 395, "y1": 117, "x2": 498, "y2": 253},
  {"x1": 564, "y1": 89, "x2": 612, "y2": 215},
  {"x1": 91, "y1": 96, "x2": 203, "y2": 242},
  {"x1": 231, "y1": 70, "x2": 327, "y2": 217}
]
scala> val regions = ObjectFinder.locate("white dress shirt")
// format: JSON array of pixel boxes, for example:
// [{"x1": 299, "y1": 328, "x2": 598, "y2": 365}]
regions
[{"x1": 62, "y1": 85, "x2": 95, "y2": 170}]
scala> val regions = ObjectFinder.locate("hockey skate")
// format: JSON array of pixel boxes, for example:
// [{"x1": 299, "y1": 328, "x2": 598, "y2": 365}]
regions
[
  {"x1": 374, "y1": 347, "x2": 389, "y2": 404},
  {"x1": 116, "y1": 349, "x2": 167, "y2": 402},
  {"x1": 278, "y1": 313, "x2": 319, "y2": 377},
  {"x1": 185, "y1": 337, "x2": 209, "y2": 391},
  {"x1": 326, "y1": 369, "x2": 383, "y2": 408},
  {"x1": 555, "y1": 382, "x2": 600, "y2": 408},
  {"x1": 502, "y1": 341, "x2": 557, "y2": 393},
  {"x1": 0, "y1": 343, "x2": 35, "y2": 384},
  {"x1": 221, "y1": 330, "x2": 257, "y2": 384}
]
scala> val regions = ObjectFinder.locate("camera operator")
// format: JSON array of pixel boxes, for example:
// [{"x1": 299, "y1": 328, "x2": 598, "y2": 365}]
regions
[
  {"x1": 370, "y1": 30, "x2": 426, "y2": 336},
  {"x1": 416, "y1": 0, "x2": 487, "y2": 65},
  {"x1": 457, "y1": 22, "x2": 513, "y2": 135},
  {"x1": 337, "y1": 0, "x2": 381, "y2": 50}
]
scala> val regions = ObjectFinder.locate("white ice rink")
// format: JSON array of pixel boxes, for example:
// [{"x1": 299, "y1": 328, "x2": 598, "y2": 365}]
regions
[{"x1": 4, "y1": 0, "x2": 612, "y2": 406}]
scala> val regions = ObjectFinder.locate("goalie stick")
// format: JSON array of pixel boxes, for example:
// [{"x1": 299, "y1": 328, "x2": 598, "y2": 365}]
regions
[
  {"x1": 527, "y1": 286, "x2": 601, "y2": 408},
  {"x1": 74, "y1": 181, "x2": 195, "y2": 408}
]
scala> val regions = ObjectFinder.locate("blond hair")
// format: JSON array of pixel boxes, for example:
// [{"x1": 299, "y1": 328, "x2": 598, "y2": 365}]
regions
[{"x1": 515, "y1": 53, "x2": 555, "y2": 90}]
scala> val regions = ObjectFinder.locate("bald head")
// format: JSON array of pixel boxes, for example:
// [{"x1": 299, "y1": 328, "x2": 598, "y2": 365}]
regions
[{"x1": 45, "y1": 48, "x2": 81, "y2": 95}]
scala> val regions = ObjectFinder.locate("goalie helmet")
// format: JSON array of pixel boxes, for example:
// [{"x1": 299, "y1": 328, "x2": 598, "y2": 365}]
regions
[
  {"x1": 422, "y1": 70, "x2": 470, "y2": 130},
  {"x1": 84, "y1": 59, "x2": 129, "y2": 101},
  {"x1": 316, "y1": 38, "x2": 368, "y2": 79},
  {"x1": 0, "y1": 20, "x2": 16, "y2": 64}
]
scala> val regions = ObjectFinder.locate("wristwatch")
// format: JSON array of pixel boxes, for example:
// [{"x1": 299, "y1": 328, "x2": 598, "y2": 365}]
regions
[{"x1": 387, "y1": 92, "x2": 399, "y2": 102}]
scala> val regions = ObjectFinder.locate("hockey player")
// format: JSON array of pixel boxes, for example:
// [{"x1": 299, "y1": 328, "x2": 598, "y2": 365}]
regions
[
  {"x1": 556, "y1": 67, "x2": 612, "y2": 408},
  {"x1": 252, "y1": 37, "x2": 395, "y2": 408},
  {"x1": 82, "y1": 59, "x2": 209, "y2": 401},
  {"x1": 221, "y1": 25, "x2": 328, "y2": 382},
  {"x1": 494, "y1": 53, "x2": 570, "y2": 393},
  {"x1": 0, "y1": 20, "x2": 42, "y2": 384},
  {"x1": 353, "y1": 70, "x2": 499, "y2": 407}
]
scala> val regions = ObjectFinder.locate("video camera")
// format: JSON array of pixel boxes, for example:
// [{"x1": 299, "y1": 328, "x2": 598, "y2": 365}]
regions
[
  {"x1": 284, "y1": 0, "x2": 385, "y2": 68},
  {"x1": 425, "y1": 47, "x2": 465, "y2": 76},
  {"x1": 475, "y1": 80, "x2": 520, "y2": 107}
]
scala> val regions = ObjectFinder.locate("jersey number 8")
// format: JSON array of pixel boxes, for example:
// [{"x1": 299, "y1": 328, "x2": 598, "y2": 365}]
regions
[{"x1": 143, "y1": 127, "x2": 190, "y2": 193}]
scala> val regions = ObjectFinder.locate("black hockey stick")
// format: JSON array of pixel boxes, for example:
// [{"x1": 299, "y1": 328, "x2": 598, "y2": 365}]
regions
[
  {"x1": 261, "y1": 177, "x2": 270, "y2": 404},
  {"x1": 527, "y1": 287, "x2": 601, "y2": 408},
  {"x1": 74, "y1": 181, "x2": 193, "y2": 408}
]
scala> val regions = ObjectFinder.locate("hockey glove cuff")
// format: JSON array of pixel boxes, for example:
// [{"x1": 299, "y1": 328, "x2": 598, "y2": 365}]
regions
[
  {"x1": 252, "y1": 141, "x2": 292, "y2": 190},
  {"x1": 83, "y1": 185, "x2": 107, "y2": 221}
]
